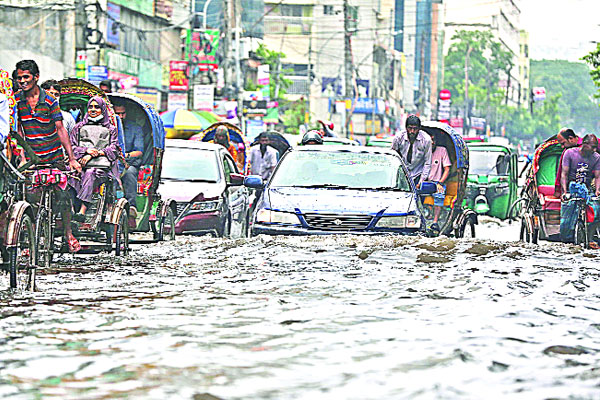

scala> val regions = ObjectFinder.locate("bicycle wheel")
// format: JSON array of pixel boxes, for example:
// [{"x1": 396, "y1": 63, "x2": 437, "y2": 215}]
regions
[
  {"x1": 35, "y1": 207, "x2": 53, "y2": 269},
  {"x1": 114, "y1": 209, "x2": 129, "y2": 256},
  {"x1": 158, "y1": 206, "x2": 176, "y2": 241},
  {"x1": 508, "y1": 198, "x2": 528, "y2": 222},
  {"x1": 8, "y1": 213, "x2": 35, "y2": 290}
]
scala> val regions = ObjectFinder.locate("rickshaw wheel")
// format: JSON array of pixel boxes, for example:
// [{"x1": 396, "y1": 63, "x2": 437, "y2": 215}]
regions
[
  {"x1": 464, "y1": 220, "x2": 476, "y2": 238},
  {"x1": 8, "y1": 213, "x2": 35, "y2": 290},
  {"x1": 574, "y1": 219, "x2": 588, "y2": 249},
  {"x1": 531, "y1": 228, "x2": 539, "y2": 245},
  {"x1": 508, "y1": 198, "x2": 528, "y2": 223},
  {"x1": 520, "y1": 218, "x2": 530, "y2": 242},
  {"x1": 35, "y1": 208, "x2": 53, "y2": 269},
  {"x1": 158, "y1": 206, "x2": 176, "y2": 241},
  {"x1": 114, "y1": 210, "x2": 130, "y2": 256}
]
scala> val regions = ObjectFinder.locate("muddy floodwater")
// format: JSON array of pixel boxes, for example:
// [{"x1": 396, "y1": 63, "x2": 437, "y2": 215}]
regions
[{"x1": 1, "y1": 218, "x2": 600, "y2": 399}]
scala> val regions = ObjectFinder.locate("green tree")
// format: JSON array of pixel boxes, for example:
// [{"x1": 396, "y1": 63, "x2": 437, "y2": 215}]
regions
[
  {"x1": 531, "y1": 59, "x2": 600, "y2": 133},
  {"x1": 582, "y1": 43, "x2": 600, "y2": 99},
  {"x1": 253, "y1": 43, "x2": 292, "y2": 100}
]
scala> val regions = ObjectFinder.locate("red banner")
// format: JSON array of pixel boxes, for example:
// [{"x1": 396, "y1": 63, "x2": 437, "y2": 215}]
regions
[{"x1": 169, "y1": 60, "x2": 189, "y2": 91}]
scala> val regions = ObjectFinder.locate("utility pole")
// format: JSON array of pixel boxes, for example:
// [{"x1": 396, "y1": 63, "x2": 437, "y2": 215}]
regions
[
  {"x1": 343, "y1": 0, "x2": 353, "y2": 137},
  {"x1": 370, "y1": 48, "x2": 376, "y2": 136},
  {"x1": 464, "y1": 45, "x2": 472, "y2": 135},
  {"x1": 74, "y1": 0, "x2": 87, "y2": 75},
  {"x1": 233, "y1": 0, "x2": 243, "y2": 132}
]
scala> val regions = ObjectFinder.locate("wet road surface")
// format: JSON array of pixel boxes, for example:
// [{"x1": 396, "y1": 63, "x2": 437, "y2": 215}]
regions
[{"x1": 1, "y1": 218, "x2": 600, "y2": 399}]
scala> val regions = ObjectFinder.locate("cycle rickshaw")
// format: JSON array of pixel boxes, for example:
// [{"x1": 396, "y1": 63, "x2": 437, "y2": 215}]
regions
[
  {"x1": 29, "y1": 79, "x2": 130, "y2": 269},
  {"x1": 194, "y1": 122, "x2": 249, "y2": 173},
  {"x1": 514, "y1": 138, "x2": 599, "y2": 247},
  {"x1": 420, "y1": 121, "x2": 478, "y2": 238},
  {"x1": 106, "y1": 92, "x2": 176, "y2": 242},
  {"x1": 250, "y1": 130, "x2": 292, "y2": 159}
]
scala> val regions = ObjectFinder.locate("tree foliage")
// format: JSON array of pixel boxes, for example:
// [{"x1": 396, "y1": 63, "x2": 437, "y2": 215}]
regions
[
  {"x1": 531, "y1": 59, "x2": 600, "y2": 134},
  {"x1": 582, "y1": 43, "x2": 600, "y2": 100},
  {"x1": 253, "y1": 43, "x2": 292, "y2": 100}
]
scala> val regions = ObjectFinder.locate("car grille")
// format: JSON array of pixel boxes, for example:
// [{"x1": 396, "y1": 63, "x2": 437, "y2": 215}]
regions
[
  {"x1": 176, "y1": 202, "x2": 189, "y2": 217},
  {"x1": 303, "y1": 213, "x2": 373, "y2": 231}
]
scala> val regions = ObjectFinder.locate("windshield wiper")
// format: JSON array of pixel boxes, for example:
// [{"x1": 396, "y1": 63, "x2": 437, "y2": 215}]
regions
[{"x1": 293, "y1": 184, "x2": 350, "y2": 189}]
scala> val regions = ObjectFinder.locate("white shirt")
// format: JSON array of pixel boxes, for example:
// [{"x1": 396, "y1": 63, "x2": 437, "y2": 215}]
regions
[
  {"x1": 61, "y1": 110, "x2": 76, "y2": 134},
  {"x1": 249, "y1": 145, "x2": 278, "y2": 180}
]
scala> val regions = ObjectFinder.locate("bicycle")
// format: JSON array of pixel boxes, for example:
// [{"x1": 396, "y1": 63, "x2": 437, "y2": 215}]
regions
[{"x1": 562, "y1": 194, "x2": 599, "y2": 249}]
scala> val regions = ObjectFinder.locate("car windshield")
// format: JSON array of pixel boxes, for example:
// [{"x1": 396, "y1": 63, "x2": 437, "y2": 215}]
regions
[
  {"x1": 162, "y1": 147, "x2": 220, "y2": 182},
  {"x1": 470, "y1": 150, "x2": 510, "y2": 176},
  {"x1": 270, "y1": 150, "x2": 411, "y2": 190}
]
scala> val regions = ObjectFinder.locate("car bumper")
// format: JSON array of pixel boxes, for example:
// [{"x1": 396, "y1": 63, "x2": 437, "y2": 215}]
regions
[
  {"x1": 252, "y1": 223, "x2": 421, "y2": 236},
  {"x1": 175, "y1": 211, "x2": 222, "y2": 235}
]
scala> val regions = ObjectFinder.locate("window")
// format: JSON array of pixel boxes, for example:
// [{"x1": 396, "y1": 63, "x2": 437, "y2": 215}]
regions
[{"x1": 324, "y1": 5, "x2": 334, "y2": 15}]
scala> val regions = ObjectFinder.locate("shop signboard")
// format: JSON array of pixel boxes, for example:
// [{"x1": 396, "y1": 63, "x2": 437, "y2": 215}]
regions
[
  {"x1": 257, "y1": 64, "x2": 270, "y2": 86},
  {"x1": 246, "y1": 119, "x2": 265, "y2": 141},
  {"x1": 104, "y1": 49, "x2": 139, "y2": 76},
  {"x1": 87, "y1": 65, "x2": 108, "y2": 85},
  {"x1": 167, "y1": 92, "x2": 187, "y2": 111},
  {"x1": 186, "y1": 29, "x2": 220, "y2": 71},
  {"x1": 133, "y1": 87, "x2": 160, "y2": 108},
  {"x1": 106, "y1": 3, "x2": 120, "y2": 46},
  {"x1": 193, "y1": 84, "x2": 214, "y2": 111},
  {"x1": 109, "y1": 0, "x2": 154, "y2": 17},
  {"x1": 471, "y1": 117, "x2": 486, "y2": 131},
  {"x1": 350, "y1": 98, "x2": 385, "y2": 114},
  {"x1": 169, "y1": 60, "x2": 188, "y2": 91},
  {"x1": 242, "y1": 100, "x2": 267, "y2": 117},
  {"x1": 155, "y1": 0, "x2": 173, "y2": 20},
  {"x1": 75, "y1": 51, "x2": 87, "y2": 79}
]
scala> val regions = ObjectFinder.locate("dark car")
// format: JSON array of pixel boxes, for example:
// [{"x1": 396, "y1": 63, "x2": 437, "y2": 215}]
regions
[
  {"x1": 159, "y1": 140, "x2": 251, "y2": 237},
  {"x1": 246, "y1": 145, "x2": 435, "y2": 235}
]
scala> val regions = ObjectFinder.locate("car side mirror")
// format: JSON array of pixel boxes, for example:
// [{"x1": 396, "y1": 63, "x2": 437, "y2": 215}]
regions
[
  {"x1": 244, "y1": 175, "x2": 264, "y2": 189},
  {"x1": 228, "y1": 173, "x2": 245, "y2": 186},
  {"x1": 417, "y1": 181, "x2": 437, "y2": 195}
]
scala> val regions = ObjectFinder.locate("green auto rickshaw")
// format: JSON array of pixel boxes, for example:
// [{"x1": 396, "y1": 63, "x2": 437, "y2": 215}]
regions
[{"x1": 465, "y1": 142, "x2": 519, "y2": 220}]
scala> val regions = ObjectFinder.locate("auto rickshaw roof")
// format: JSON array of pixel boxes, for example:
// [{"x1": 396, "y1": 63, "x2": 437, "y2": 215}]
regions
[{"x1": 467, "y1": 142, "x2": 513, "y2": 154}]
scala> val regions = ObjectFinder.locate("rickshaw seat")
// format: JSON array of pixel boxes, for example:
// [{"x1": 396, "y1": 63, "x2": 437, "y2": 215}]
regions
[{"x1": 538, "y1": 185, "x2": 561, "y2": 210}]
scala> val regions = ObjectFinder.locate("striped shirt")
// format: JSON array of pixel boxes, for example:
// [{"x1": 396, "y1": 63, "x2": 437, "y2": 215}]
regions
[{"x1": 16, "y1": 88, "x2": 63, "y2": 163}]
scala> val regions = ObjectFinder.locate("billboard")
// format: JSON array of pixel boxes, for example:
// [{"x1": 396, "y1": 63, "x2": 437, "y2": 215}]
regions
[
  {"x1": 186, "y1": 29, "x2": 219, "y2": 71},
  {"x1": 169, "y1": 61, "x2": 189, "y2": 91}
]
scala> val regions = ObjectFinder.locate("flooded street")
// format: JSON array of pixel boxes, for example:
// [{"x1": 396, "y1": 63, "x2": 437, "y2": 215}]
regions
[{"x1": 1, "y1": 219, "x2": 600, "y2": 399}]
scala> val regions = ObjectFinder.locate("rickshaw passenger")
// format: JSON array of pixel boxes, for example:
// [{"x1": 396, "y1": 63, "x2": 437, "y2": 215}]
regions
[
  {"x1": 40, "y1": 80, "x2": 76, "y2": 134},
  {"x1": 69, "y1": 96, "x2": 121, "y2": 221},
  {"x1": 14, "y1": 59, "x2": 82, "y2": 253},
  {"x1": 114, "y1": 104, "x2": 144, "y2": 209},
  {"x1": 424, "y1": 134, "x2": 451, "y2": 229},
  {"x1": 212, "y1": 126, "x2": 240, "y2": 168},
  {"x1": 391, "y1": 115, "x2": 432, "y2": 188}
]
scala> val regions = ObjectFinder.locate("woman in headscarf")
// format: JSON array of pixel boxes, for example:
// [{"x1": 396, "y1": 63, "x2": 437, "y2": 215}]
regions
[{"x1": 69, "y1": 96, "x2": 121, "y2": 222}]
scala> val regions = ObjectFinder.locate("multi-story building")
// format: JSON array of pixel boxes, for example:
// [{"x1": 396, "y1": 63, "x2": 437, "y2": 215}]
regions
[
  {"x1": 443, "y1": 0, "x2": 525, "y2": 107},
  {"x1": 0, "y1": 0, "x2": 185, "y2": 110},
  {"x1": 262, "y1": 0, "x2": 408, "y2": 137}
]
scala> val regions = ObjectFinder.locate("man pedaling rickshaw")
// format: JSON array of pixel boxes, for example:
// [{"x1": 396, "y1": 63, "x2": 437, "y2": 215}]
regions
[
  {"x1": 559, "y1": 134, "x2": 600, "y2": 247},
  {"x1": 13, "y1": 59, "x2": 83, "y2": 253}
]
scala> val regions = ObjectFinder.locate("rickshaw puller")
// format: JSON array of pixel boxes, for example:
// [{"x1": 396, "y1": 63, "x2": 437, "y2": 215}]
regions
[
  {"x1": 391, "y1": 115, "x2": 432, "y2": 189},
  {"x1": 14, "y1": 59, "x2": 82, "y2": 253}
]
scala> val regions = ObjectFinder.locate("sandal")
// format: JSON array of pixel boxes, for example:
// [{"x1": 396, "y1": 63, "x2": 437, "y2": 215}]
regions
[{"x1": 67, "y1": 236, "x2": 81, "y2": 253}]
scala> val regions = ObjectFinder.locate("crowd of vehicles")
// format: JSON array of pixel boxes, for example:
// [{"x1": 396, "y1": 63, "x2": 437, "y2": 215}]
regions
[{"x1": 3, "y1": 73, "x2": 598, "y2": 290}]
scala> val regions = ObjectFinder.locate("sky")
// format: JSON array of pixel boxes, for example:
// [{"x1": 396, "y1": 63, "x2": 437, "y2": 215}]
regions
[{"x1": 520, "y1": 0, "x2": 600, "y2": 61}]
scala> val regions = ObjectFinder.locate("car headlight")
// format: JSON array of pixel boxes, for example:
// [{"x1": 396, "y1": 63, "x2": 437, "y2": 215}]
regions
[
  {"x1": 189, "y1": 200, "x2": 221, "y2": 212},
  {"x1": 256, "y1": 209, "x2": 300, "y2": 225},
  {"x1": 377, "y1": 215, "x2": 421, "y2": 228}
]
